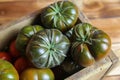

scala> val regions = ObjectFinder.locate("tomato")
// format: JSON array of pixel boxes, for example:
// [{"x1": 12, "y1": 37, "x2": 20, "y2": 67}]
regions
[
  {"x1": 26, "y1": 29, "x2": 70, "y2": 68},
  {"x1": 14, "y1": 57, "x2": 32, "y2": 74},
  {"x1": 20, "y1": 68, "x2": 54, "y2": 80},
  {"x1": 71, "y1": 23, "x2": 111, "y2": 67},
  {"x1": 0, "y1": 52, "x2": 11, "y2": 62},
  {"x1": 0, "y1": 59, "x2": 19, "y2": 80},
  {"x1": 16, "y1": 25, "x2": 44, "y2": 54},
  {"x1": 41, "y1": 1, "x2": 79, "y2": 32},
  {"x1": 9, "y1": 40, "x2": 20, "y2": 58}
]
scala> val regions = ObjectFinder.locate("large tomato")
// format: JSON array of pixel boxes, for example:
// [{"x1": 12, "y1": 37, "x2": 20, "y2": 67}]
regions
[
  {"x1": 16, "y1": 25, "x2": 44, "y2": 53},
  {"x1": 71, "y1": 23, "x2": 111, "y2": 67},
  {"x1": 20, "y1": 68, "x2": 54, "y2": 80},
  {"x1": 26, "y1": 29, "x2": 70, "y2": 68},
  {"x1": 41, "y1": 1, "x2": 78, "y2": 32},
  {"x1": 0, "y1": 59, "x2": 19, "y2": 80}
]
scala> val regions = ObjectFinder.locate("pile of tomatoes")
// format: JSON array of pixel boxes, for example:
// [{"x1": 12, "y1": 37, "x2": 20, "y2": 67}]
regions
[
  {"x1": 0, "y1": 39, "x2": 55, "y2": 80},
  {"x1": 0, "y1": 1, "x2": 111, "y2": 80}
]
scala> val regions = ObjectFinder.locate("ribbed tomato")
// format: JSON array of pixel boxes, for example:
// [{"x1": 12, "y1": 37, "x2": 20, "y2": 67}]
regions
[
  {"x1": 71, "y1": 23, "x2": 111, "y2": 67},
  {"x1": 20, "y1": 68, "x2": 54, "y2": 80},
  {"x1": 41, "y1": 1, "x2": 79, "y2": 32},
  {"x1": 26, "y1": 29, "x2": 70, "y2": 68},
  {"x1": 16, "y1": 25, "x2": 44, "y2": 54}
]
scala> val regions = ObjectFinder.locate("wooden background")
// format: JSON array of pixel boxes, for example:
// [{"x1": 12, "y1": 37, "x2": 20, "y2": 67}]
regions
[{"x1": 0, "y1": 0, "x2": 120, "y2": 80}]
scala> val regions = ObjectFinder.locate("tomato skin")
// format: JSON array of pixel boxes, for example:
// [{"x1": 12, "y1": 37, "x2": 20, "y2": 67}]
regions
[
  {"x1": 15, "y1": 25, "x2": 44, "y2": 54},
  {"x1": 26, "y1": 29, "x2": 70, "y2": 68},
  {"x1": 0, "y1": 59, "x2": 19, "y2": 80},
  {"x1": 71, "y1": 23, "x2": 111, "y2": 67},
  {"x1": 9, "y1": 40, "x2": 20, "y2": 58},
  {"x1": 0, "y1": 52, "x2": 11, "y2": 62},
  {"x1": 14, "y1": 57, "x2": 32, "y2": 74},
  {"x1": 20, "y1": 68, "x2": 55, "y2": 80},
  {"x1": 41, "y1": 1, "x2": 78, "y2": 32}
]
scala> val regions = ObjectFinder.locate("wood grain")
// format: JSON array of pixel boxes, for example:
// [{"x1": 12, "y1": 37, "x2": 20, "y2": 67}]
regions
[
  {"x1": 0, "y1": 1, "x2": 54, "y2": 25},
  {"x1": 82, "y1": 0, "x2": 120, "y2": 19},
  {"x1": 0, "y1": 0, "x2": 35, "y2": 2}
]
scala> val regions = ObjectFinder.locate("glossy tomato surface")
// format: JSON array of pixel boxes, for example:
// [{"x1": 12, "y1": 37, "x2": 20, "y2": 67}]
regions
[
  {"x1": 16, "y1": 25, "x2": 44, "y2": 53},
  {"x1": 41, "y1": 1, "x2": 78, "y2": 32},
  {"x1": 0, "y1": 59, "x2": 19, "y2": 80},
  {"x1": 71, "y1": 23, "x2": 111, "y2": 67},
  {"x1": 20, "y1": 68, "x2": 54, "y2": 80},
  {"x1": 26, "y1": 29, "x2": 70, "y2": 68}
]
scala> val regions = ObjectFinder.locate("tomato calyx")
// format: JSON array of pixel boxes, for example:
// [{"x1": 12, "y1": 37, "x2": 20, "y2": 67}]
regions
[{"x1": 73, "y1": 23, "x2": 101, "y2": 46}]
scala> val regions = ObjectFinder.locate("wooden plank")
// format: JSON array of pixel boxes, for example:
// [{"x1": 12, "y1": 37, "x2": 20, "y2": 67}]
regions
[
  {"x1": 0, "y1": 0, "x2": 54, "y2": 25},
  {"x1": 0, "y1": 0, "x2": 35, "y2": 2},
  {"x1": 82, "y1": 0, "x2": 120, "y2": 19}
]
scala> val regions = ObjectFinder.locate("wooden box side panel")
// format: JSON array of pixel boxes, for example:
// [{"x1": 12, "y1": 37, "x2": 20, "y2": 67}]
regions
[{"x1": 0, "y1": 0, "x2": 36, "y2": 2}]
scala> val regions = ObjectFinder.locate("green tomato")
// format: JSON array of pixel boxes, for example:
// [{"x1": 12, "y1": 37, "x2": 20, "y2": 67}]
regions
[
  {"x1": 41, "y1": 1, "x2": 79, "y2": 32},
  {"x1": 16, "y1": 25, "x2": 44, "y2": 53},
  {"x1": 20, "y1": 68, "x2": 54, "y2": 80},
  {"x1": 26, "y1": 29, "x2": 70, "y2": 68},
  {"x1": 71, "y1": 23, "x2": 111, "y2": 67},
  {"x1": 0, "y1": 59, "x2": 19, "y2": 80}
]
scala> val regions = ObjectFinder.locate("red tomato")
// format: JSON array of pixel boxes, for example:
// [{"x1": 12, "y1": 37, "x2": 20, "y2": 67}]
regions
[
  {"x1": 0, "y1": 52, "x2": 11, "y2": 62},
  {"x1": 14, "y1": 57, "x2": 32, "y2": 74},
  {"x1": 9, "y1": 40, "x2": 20, "y2": 58}
]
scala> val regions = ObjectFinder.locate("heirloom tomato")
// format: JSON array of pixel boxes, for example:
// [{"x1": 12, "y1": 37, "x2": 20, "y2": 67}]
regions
[
  {"x1": 0, "y1": 59, "x2": 19, "y2": 80},
  {"x1": 26, "y1": 29, "x2": 70, "y2": 68},
  {"x1": 71, "y1": 23, "x2": 111, "y2": 67},
  {"x1": 16, "y1": 25, "x2": 44, "y2": 53},
  {"x1": 20, "y1": 68, "x2": 54, "y2": 80},
  {"x1": 41, "y1": 1, "x2": 78, "y2": 32}
]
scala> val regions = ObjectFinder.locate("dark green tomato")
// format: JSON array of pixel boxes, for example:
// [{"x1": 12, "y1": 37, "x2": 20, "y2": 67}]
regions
[
  {"x1": 16, "y1": 25, "x2": 44, "y2": 53},
  {"x1": 71, "y1": 23, "x2": 111, "y2": 67},
  {"x1": 26, "y1": 29, "x2": 70, "y2": 68},
  {"x1": 41, "y1": 1, "x2": 79, "y2": 32},
  {"x1": 0, "y1": 59, "x2": 19, "y2": 80},
  {"x1": 20, "y1": 68, "x2": 54, "y2": 80}
]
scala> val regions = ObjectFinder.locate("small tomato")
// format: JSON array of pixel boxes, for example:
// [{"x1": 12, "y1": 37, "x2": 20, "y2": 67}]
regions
[
  {"x1": 14, "y1": 57, "x2": 32, "y2": 74},
  {"x1": 0, "y1": 52, "x2": 11, "y2": 62},
  {"x1": 9, "y1": 40, "x2": 20, "y2": 58}
]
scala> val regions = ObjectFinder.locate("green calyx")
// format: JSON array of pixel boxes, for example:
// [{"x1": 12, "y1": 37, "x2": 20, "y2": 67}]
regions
[
  {"x1": 49, "y1": 43, "x2": 56, "y2": 52},
  {"x1": 73, "y1": 23, "x2": 93, "y2": 45}
]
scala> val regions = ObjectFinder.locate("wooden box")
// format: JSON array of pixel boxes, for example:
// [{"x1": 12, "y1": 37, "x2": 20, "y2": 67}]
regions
[{"x1": 0, "y1": 0, "x2": 118, "y2": 80}]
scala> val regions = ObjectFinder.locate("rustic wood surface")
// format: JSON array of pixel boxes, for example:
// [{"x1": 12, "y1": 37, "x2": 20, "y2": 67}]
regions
[{"x1": 0, "y1": 0, "x2": 120, "y2": 80}]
